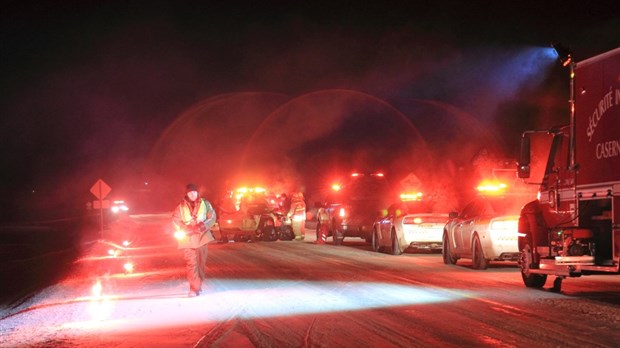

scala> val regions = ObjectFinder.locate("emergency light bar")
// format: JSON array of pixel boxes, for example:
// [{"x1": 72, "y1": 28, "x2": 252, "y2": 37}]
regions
[
  {"x1": 400, "y1": 192, "x2": 423, "y2": 201},
  {"x1": 476, "y1": 180, "x2": 507, "y2": 194},
  {"x1": 403, "y1": 216, "x2": 424, "y2": 224}
]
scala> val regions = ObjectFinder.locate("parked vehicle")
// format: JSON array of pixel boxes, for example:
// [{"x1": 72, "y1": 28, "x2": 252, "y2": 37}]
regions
[
  {"x1": 317, "y1": 172, "x2": 395, "y2": 245},
  {"x1": 442, "y1": 188, "x2": 532, "y2": 269},
  {"x1": 372, "y1": 199, "x2": 448, "y2": 255}
]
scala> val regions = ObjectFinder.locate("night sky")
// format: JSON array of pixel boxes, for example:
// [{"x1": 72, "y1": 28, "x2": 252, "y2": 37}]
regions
[{"x1": 2, "y1": 1, "x2": 619, "y2": 221}]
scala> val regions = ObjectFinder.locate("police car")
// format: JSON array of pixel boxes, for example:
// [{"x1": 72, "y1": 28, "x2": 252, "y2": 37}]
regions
[{"x1": 371, "y1": 195, "x2": 448, "y2": 255}]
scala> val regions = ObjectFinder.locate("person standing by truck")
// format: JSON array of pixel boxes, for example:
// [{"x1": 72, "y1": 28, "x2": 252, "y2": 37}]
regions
[
  {"x1": 172, "y1": 183, "x2": 217, "y2": 297},
  {"x1": 316, "y1": 201, "x2": 331, "y2": 244},
  {"x1": 288, "y1": 191, "x2": 306, "y2": 241}
]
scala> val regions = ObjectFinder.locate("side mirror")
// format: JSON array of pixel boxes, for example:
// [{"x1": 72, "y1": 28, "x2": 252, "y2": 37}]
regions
[{"x1": 517, "y1": 135, "x2": 531, "y2": 178}]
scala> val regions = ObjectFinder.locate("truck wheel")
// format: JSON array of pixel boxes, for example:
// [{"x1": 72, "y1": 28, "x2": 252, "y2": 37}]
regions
[
  {"x1": 519, "y1": 240, "x2": 547, "y2": 288},
  {"x1": 472, "y1": 235, "x2": 488, "y2": 270},
  {"x1": 442, "y1": 232, "x2": 458, "y2": 265},
  {"x1": 390, "y1": 229, "x2": 402, "y2": 255}
]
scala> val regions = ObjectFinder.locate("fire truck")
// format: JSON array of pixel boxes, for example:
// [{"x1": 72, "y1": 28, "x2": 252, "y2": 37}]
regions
[{"x1": 516, "y1": 46, "x2": 620, "y2": 291}]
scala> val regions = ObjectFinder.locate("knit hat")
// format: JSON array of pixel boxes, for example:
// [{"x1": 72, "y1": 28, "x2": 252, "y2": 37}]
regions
[{"x1": 186, "y1": 183, "x2": 199, "y2": 193}]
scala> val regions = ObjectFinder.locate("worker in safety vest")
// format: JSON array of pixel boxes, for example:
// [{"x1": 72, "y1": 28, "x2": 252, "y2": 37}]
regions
[
  {"x1": 172, "y1": 183, "x2": 217, "y2": 297},
  {"x1": 288, "y1": 191, "x2": 306, "y2": 241}
]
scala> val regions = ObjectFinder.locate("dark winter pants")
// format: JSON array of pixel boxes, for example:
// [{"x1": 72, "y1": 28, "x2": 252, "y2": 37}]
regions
[{"x1": 183, "y1": 244, "x2": 208, "y2": 292}]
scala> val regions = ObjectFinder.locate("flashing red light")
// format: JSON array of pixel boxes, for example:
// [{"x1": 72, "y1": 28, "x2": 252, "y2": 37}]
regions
[{"x1": 331, "y1": 183, "x2": 342, "y2": 191}]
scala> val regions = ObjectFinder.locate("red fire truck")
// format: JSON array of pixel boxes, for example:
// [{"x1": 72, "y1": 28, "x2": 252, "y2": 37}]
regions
[{"x1": 517, "y1": 46, "x2": 620, "y2": 291}]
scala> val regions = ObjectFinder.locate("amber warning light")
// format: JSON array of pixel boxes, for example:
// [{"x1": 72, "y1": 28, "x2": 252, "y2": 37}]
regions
[
  {"x1": 476, "y1": 180, "x2": 507, "y2": 195},
  {"x1": 400, "y1": 192, "x2": 423, "y2": 201}
]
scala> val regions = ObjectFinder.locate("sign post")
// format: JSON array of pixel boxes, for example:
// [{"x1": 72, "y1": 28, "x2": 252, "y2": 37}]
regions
[{"x1": 90, "y1": 179, "x2": 112, "y2": 239}]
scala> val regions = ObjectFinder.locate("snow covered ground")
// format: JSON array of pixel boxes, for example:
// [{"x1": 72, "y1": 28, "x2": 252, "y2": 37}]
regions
[{"x1": 2, "y1": 214, "x2": 619, "y2": 347}]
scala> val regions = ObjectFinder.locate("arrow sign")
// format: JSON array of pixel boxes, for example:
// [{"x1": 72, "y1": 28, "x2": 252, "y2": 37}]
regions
[{"x1": 90, "y1": 179, "x2": 111, "y2": 200}]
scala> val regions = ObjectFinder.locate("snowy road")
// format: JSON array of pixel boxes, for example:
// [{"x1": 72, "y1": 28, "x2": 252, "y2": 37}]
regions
[{"x1": 1, "y1": 214, "x2": 619, "y2": 347}]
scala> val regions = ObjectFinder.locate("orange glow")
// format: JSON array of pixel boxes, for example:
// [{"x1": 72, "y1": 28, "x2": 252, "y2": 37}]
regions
[
  {"x1": 351, "y1": 173, "x2": 361, "y2": 177},
  {"x1": 174, "y1": 231, "x2": 187, "y2": 239},
  {"x1": 331, "y1": 183, "x2": 341, "y2": 191},
  {"x1": 371, "y1": 172, "x2": 384, "y2": 177}
]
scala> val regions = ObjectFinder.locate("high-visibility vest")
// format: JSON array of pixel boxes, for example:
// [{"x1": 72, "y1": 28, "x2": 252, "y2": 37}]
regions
[{"x1": 173, "y1": 198, "x2": 216, "y2": 248}]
